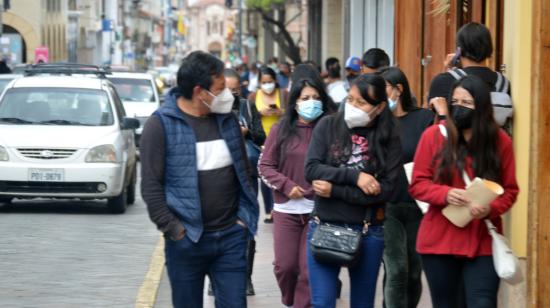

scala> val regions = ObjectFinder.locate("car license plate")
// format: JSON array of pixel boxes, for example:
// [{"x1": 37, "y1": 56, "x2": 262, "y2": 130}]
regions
[{"x1": 28, "y1": 169, "x2": 64, "y2": 182}]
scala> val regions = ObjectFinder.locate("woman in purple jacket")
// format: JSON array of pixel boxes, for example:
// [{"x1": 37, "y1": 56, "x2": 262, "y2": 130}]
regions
[{"x1": 259, "y1": 76, "x2": 337, "y2": 308}]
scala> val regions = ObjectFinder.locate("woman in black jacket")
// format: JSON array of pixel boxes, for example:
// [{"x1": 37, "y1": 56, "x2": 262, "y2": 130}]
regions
[{"x1": 305, "y1": 74, "x2": 402, "y2": 308}]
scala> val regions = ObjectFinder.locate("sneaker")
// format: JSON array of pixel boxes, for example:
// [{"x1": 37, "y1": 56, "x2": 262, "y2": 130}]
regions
[{"x1": 246, "y1": 279, "x2": 255, "y2": 296}]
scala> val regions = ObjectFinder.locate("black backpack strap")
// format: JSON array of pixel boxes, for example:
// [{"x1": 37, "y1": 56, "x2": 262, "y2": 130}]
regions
[
  {"x1": 448, "y1": 68, "x2": 467, "y2": 80},
  {"x1": 494, "y1": 72, "x2": 510, "y2": 93}
]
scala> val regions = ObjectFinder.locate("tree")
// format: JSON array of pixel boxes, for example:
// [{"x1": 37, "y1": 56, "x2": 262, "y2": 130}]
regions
[{"x1": 246, "y1": 0, "x2": 302, "y2": 64}]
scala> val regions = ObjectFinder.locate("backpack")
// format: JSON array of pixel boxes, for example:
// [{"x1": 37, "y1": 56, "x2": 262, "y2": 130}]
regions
[{"x1": 448, "y1": 68, "x2": 513, "y2": 127}]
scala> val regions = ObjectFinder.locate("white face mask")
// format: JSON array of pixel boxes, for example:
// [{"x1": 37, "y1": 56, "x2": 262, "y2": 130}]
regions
[
  {"x1": 202, "y1": 88, "x2": 234, "y2": 114},
  {"x1": 261, "y1": 82, "x2": 276, "y2": 94},
  {"x1": 344, "y1": 103, "x2": 376, "y2": 129}
]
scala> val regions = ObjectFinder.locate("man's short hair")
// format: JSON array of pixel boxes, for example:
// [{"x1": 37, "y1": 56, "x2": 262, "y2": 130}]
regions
[
  {"x1": 177, "y1": 51, "x2": 224, "y2": 100},
  {"x1": 362, "y1": 48, "x2": 390, "y2": 69},
  {"x1": 456, "y1": 22, "x2": 493, "y2": 63}
]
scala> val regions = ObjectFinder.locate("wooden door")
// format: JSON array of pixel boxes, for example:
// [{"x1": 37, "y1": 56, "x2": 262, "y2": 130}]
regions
[
  {"x1": 394, "y1": 0, "x2": 502, "y2": 106},
  {"x1": 420, "y1": 0, "x2": 459, "y2": 106}
]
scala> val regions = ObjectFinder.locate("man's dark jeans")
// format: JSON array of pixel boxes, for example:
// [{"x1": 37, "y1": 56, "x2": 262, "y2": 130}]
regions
[
  {"x1": 165, "y1": 222, "x2": 249, "y2": 308},
  {"x1": 382, "y1": 202, "x2": 423, "y2": 308}
]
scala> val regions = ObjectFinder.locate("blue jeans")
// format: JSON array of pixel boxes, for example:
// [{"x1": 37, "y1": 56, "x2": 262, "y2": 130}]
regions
[
  {"x1": 307, "y1": 220, "x2": 385, "y2": 308},
  {"x1": 165, "y1": 223, "x2": 249, "y2": 308}
]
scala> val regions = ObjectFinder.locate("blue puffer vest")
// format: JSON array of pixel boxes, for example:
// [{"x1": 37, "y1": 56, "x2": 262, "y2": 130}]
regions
[{"x1": 154, "y1": 88, "x2": 259, "y2": 243}]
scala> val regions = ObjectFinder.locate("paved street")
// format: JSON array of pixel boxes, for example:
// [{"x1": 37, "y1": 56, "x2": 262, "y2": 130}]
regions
[
  {"x1": 0, "y1": 176, "x2": 160, "y2": 307},
  {"x1": 154, "y1": 204, "x2": 433, "y2": 308}
]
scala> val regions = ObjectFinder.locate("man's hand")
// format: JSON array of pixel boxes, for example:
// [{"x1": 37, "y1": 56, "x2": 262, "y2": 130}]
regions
[
  {"x1": 443, "y1": 53, "x2": 457, "y2": 71},
  {"x1": 446, "y1": 188, "x2": 470, "y2": 207},
  {"x1": 313, "y1": 180, "x2": 332, "y2": 198},
  {"x1": 173, "y1": 228, "x2": 186, "y2": 241},
  {"x1": 289, "y1": 186, "x2": 305, "y2": 199},
  {"x1": 357, "y1": 172, "x2": 381, "y2": 195},
  {"x1": 429, "y1": 97, "x2": 449, "y2": 117},
  {"x1": 240, "y1": 126, "x2": 249, "y2": 136}
]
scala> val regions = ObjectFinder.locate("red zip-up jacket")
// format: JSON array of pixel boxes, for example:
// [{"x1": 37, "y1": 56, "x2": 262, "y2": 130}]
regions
[{"x1": 409, "y1": 125, "x2": 519, "y2": 258}]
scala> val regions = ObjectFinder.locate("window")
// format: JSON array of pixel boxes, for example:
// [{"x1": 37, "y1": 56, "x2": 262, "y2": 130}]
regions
[
  {"x1": 0, "y1": 88, "x2": 114, "y2": 126},
  {"x1": 348, "y1": 0, "x2": 395, "y2": 64},
  {"x1": 107, "y1": 78, "x2": 155, "y2": 103}
]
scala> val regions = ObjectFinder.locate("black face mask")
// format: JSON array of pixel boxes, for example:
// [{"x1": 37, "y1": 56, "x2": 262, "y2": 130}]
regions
[{"x1": 451, "y1": 105, "x2": 474, "y2": 130}]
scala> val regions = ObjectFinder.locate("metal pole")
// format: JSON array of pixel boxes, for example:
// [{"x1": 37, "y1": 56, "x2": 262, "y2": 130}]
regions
[
  {"x1": 0, "y1": 3, "x2": 4, "y2": 40},
  {"x1": 238, "y1": 0, "x2": 243, "y2": 58}
]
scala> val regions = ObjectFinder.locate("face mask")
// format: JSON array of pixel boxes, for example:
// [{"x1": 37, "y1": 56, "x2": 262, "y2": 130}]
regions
[
  {"x1": 344, "y1": 103, "x2": 377, "y2": 129},
  {"x1": 202, "y1": 88, "x2": 234, "y2": 114},
  {"x1": 261, "y1": 83, "x2": 276, "y2": 94},
  {"x1": 451, "y1": 105, "x2": 475, "y2": 129},
  {"x1": 388, "y1": 98, "x2": 398, "y2": 111},
  {"x1": 297, "y1": 99, "x2": 324, "y2": 122}
]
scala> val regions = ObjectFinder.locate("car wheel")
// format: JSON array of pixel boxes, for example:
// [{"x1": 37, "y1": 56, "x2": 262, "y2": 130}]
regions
[
  {"x1": 107, "y1": 185, "x2": 128, "y2": 214},
  {"x1": 127, "y1": 167, "x2": 136, "y2": 205}
]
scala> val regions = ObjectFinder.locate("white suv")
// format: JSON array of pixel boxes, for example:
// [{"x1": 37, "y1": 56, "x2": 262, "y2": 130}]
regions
[
  {"x1": 0, "y1": 64, "x2": 139, "y2": 213},
  {"x1": 106, "y1": 72, "x2": 160, "y2": 149}
]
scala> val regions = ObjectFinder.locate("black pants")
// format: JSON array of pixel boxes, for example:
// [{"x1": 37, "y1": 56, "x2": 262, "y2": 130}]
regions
[{"x1": 421, "y1": 254, "x2": 500, "y2": 308}]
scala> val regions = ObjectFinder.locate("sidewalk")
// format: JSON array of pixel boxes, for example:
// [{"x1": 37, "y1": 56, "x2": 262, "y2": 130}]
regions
[{"x1": 153, "y1": 209, "x2": 432, "y2": 308}]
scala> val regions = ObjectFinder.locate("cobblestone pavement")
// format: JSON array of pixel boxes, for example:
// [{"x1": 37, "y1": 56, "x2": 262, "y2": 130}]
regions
[
  {"x1": 0, "y1": 177, "x2": 160, "y2": 308},
  {"x1": 154, "y1": 210, "x2": 433, "y2": 308}
]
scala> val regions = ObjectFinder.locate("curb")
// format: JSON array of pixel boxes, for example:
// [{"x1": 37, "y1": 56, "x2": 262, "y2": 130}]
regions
[{"x1": 135, "y1": 235, "x2": 165, "y2": 308}]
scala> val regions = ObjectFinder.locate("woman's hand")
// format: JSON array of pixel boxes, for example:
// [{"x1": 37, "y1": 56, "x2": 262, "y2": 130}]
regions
[
  {"x1": 446, "y1": 188, "x2": 470, "y2": 207},
  {"x1": 289, "y1": 186, "x2": 305, "y2": 199},
  {"x1": 357, "y1": 172, "x2": 381, "y2": 195},
  {"x1": 470, "y1": 202, "x2": 490, "y2": 219},
  {"x1": 313, "y1": 180, "x2": 332, "y2": 198}
]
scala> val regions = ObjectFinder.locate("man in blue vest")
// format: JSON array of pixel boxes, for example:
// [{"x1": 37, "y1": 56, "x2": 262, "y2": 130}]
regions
[{"x1": 140, "y1": 51, "x2": 259, "y2": 308}]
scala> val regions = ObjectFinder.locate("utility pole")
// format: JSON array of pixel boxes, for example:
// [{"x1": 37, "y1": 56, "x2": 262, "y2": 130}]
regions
[{"x1": 0, "y1": 2, "x2": 4, "y2": 40}]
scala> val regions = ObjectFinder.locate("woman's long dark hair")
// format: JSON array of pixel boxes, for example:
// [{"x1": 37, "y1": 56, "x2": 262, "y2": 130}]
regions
[
  {"x1": 379, "y1": 67, "x2": 418, "y2": 112},
  {"x1": 436, "y1": 75, "x2": 501, "y2": 183},
  {"x1": 275, "y1": 77, "x2": 336, "y2": 159},
  {"x1": 327, "y1": 74, "x2": 397, "y2": 172}
]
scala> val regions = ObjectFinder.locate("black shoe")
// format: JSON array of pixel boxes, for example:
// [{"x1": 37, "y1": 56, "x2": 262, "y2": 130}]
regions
[
  {"x1": 246, "y1": 279, "x2": 255, "y2": 296},
  {"x1": 264, "y1": 213, "x2": 273, "y2": 224},
  {"x1": 337, "y1": 278, "x2": 342, "y2": 299},
  {"x1": 207, "y1": 282, "x2": 214, "y2": 296}
]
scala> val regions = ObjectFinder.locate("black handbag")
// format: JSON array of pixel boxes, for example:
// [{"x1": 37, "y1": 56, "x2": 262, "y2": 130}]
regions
[{"x1": 309, "y1": 208, "x2": 373, "y2": 267}]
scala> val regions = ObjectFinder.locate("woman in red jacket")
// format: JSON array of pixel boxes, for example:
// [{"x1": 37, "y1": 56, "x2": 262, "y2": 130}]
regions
[{"x1": 409, "y1": 75, "x2": 519, "y2": 308}]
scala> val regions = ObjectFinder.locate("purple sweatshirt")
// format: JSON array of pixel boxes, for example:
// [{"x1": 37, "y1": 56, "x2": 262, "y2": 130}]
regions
[{"x1": 259, "y1": 122, "x2": 315, "y2": 204}]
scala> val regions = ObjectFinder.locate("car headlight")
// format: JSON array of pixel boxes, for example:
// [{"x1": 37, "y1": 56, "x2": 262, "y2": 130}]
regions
[
  {"x1": 85, "y1": 145, "x2": 117, "y2": 163},
  {"x1": 0, "y1": 146, "x2": 8, "y2": 161}
]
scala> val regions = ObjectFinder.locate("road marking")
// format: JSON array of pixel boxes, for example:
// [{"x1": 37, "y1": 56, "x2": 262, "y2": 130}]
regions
[{"x1": 136, "y1": 235, "x2": 165, "y2": 308}]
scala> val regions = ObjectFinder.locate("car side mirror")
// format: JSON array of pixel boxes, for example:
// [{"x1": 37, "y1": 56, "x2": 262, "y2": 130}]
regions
[{"x1": 122, "y1": 117, "x2": 140, "y2": 130}]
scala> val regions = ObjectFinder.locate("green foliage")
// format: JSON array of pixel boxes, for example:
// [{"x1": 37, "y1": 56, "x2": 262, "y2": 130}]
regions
[{"x1": 246, "y1": 0, "x2": 287, "y2": 12}]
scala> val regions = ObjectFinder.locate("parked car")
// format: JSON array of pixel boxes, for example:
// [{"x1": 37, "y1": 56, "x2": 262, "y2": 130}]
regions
[
  {"x1": 0, "y1": 63, "x2": 140, "y2": 213},
  {"x1": 106, "y1": 72, "x2": 160, "y2": 149},
  {"x1": 0, "y1": 74, "x2": 22, "y2": 93}
]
